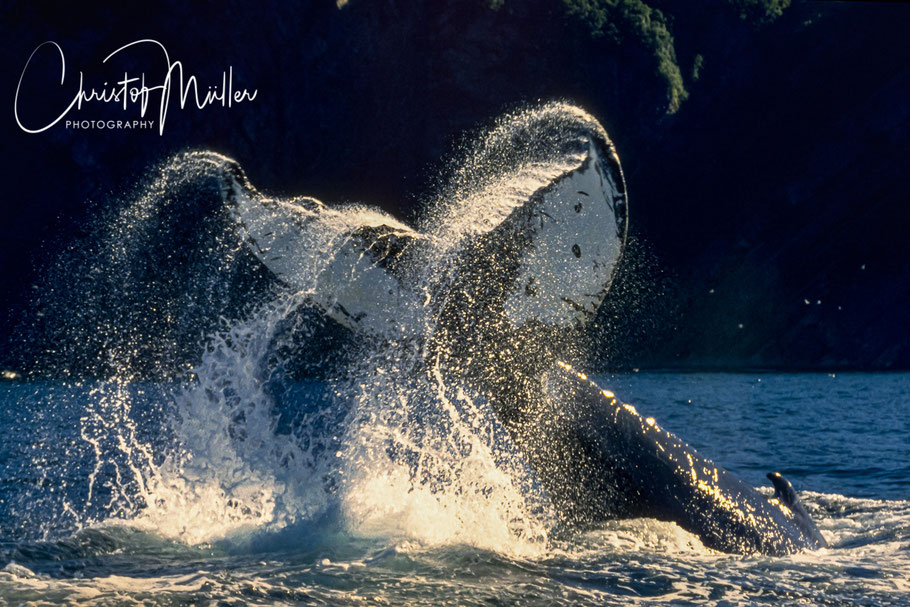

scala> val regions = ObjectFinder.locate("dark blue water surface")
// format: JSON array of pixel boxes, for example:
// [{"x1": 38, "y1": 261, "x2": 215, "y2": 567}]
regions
[
  {"x1": 1, "y1": 373, "x2": 908, "y2": 606},
  {"x1": 603, "y1": 372, "x2": 910, "y2": 500}
]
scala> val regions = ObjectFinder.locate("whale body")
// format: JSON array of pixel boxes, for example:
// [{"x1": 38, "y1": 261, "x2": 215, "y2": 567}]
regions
[
  {"x1": 536, "y1": 362, "x2": 827, "y2": 554},
  {"x1": 211, "y1": 103, "x2": 825, "y2": 554}
]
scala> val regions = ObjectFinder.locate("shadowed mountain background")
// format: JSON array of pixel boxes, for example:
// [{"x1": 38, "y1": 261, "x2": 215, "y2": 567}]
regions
[{"x1": 1, "y1": 0, "x2": 908, "y2": 373}]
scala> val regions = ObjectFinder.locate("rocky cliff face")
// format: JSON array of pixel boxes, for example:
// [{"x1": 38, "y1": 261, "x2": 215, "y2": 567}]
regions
[{"x1": 2, "y1": 0, "x2": 908, "y2": 372}]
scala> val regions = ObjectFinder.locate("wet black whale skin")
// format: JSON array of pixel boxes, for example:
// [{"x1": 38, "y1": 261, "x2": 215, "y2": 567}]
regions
[{"x1": 509, "y1": 363, "x2": 828, "y2": 555}]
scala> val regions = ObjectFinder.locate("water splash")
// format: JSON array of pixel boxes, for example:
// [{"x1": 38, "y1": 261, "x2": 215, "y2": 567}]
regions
[{"x1": 22, "y1": 102, "x2": 623, "y2": 556}]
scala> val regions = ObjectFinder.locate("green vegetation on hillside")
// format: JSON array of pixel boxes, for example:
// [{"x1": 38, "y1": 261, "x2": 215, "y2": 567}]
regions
[
  {"x1": 486, "y1": 0, "x2": 790, "y2": 113},
  {"x1": 562, "y1": 0, "x2": 687, "y2": 112},
  {"x1": 729, "y1": 0, "x2": 790, "y2": 23}
]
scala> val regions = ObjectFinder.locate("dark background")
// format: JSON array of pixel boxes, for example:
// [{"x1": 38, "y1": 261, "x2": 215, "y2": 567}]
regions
[{"x1": 1, "y1": 0, "x2": 909, "y2": 373}]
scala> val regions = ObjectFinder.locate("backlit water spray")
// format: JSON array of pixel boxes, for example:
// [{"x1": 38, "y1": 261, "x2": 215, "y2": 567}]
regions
[{"x1": 19, "y1": 103, "x2": 619, "y2": 556}]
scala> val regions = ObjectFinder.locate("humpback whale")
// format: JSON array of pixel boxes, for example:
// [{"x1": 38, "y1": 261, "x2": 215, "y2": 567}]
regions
[
  {"x1": 213, "y1": 103, "x2": 825, "y2": 555},
  {"x1": 541, "y1": 362, "x2": 827, "y2": 554}
]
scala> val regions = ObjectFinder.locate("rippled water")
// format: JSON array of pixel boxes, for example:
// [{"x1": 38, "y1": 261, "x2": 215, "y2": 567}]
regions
[
  {"x1": 1, "y1": 373, "x2": 908, "y2": 606},
  {"x1": 3, "y1": 103, "x2": 908, "y2": 605}
]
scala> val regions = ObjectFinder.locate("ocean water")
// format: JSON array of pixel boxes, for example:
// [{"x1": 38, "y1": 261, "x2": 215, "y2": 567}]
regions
[
  {"x1": 0, "y1": 373, "x2": 908, "y2": 606},
  {"x1": 2, "y1": 103, "x2": 908, "y2": 605}
]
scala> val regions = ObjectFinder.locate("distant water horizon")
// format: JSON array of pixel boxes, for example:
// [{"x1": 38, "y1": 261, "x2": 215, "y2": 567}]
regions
[{"x1": 2, "y1": 372, "x2": 907, "y2": 605}]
